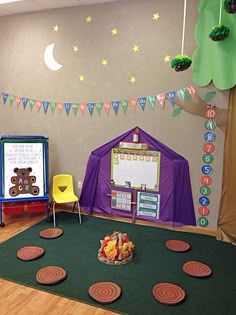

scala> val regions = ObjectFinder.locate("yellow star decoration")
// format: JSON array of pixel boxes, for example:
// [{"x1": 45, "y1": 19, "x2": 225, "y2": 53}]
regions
[
  {"x1": 130, "y1": 76, "x2": 136, "y2": 84},
  {"x1": 133, "y1": 45, "x2": 139, "y2": 53},
  {"x1": 53, "y1": 25, "x2": 59, "y2": 32},
  {"x1": 101, "y1": 59, "x2": 108, "y2": 66},
  {"x1": 86, "y1": 16, "x2": 92, "y2": 23},
  {"x1": 111, "y1": 28, "x2": 118, "y2": 35},
  {"x1": 152, "y1": 13, "x2": 160, "y2": 20},
  {"x1": 164, "y1": 55, "x2": 171, "y2": 62},
  {"x1": 73, "y1": 46, "x2": 79, "y2": 52},
  {"x1": 79, "y1": 75, "x2": 85, "y2": 81}
]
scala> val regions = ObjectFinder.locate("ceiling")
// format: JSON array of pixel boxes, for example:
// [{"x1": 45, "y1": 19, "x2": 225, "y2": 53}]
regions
[{"x1": 0, "y1": 0, "x2": 121, "y2": 16}]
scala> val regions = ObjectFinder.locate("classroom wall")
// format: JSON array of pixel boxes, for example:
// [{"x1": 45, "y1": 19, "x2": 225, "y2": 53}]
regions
[{"x1": 0, "y1": 0, "x2": 229, "y2": 229}]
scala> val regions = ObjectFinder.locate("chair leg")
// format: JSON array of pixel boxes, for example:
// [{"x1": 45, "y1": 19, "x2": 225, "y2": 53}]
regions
[
  {"x1": 52, "y1": 201, "x2": 56, "y2": 227},
  {"x1": 77, "y1": 201, "x2": 82, "y2": 224}
]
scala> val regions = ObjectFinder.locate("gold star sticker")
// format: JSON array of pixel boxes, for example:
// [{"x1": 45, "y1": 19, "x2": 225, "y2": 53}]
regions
[
  {"x1": 53, "y1": 25, "x2": 59, "y2": 32},
  {"x1": 111, "y1": 28, "x2": 118, "y2": 35},
  {"x1": 79, "y1": 75, "x2": 85, "y2": 81},
  {"x1": 86, "y1": 16, "x2": 92, "y2": 22},
  {"x1": 101, "y1": 59, "x2": 108, "y2": 66},
  {"x1": 130, "y1": 76, "x2": 136, "y2": 83},
  {"x1": 153, "y1": 13, "x2": 160, "y2": 20},
  {"x1": 73, "y1": 46, "x2": 79, "y2": 52},
  {"x1": 133, "y1": 45, "x2": 139, "y2": 53},
  {"x1": 164, "y1": 55, "x2": 171, "y2": 62}
]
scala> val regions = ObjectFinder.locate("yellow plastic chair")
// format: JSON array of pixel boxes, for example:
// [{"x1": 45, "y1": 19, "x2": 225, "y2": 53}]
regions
[{"x1": 51, "y1": 174, "x2": 82, "y2": 227}]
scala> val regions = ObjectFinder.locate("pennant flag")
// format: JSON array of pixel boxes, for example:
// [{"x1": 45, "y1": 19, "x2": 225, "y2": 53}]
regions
[
  {"x1": 148, "y1": 95, "x2": 156, "y2": 109},
  {"x1": 9, "y1": 95, "x2": 15, "y2": 106},
  {"x1": 80, "y1": 103, "x2": 86, "y2": 116},
  {"x1": 15, "y1": 96, "x2": 21, "y2": 108},
  {"x1": 104, "y1": 102, "x2": 111, "y2": 115},
  {"x1": 64, "y1": 102, "x2": 71, "y2": 116},
  {"x1": 50, "y1": 102, "x2": 57, "y2": 114},
  {"x1": 42, "y1": 101, "x2": 49, "y2": 114},
  {"x1": 72, "y1": 103, "x2": 79, "y2": 116},
  {"x1": 187, "y1": 85, "x2": 196, "y2": 99},
  {"x1": 36, "y1": 100, "x2": 42, "y2": 112},
  {"x1": 87, "y1": 102, "x2": 95, "y2": 116},
  {"x1": 176, "y1": 89, "x2": 185, "y2": 103},
  {"x1": 112, "y1": 101, "x2": 120, "y2": 114},
  {"x1": 121, "y1": 100, "x2": 128, "y2": 114},
  {"x1": 166, "y1": 90, "x2": 176, "y2": 106},
  {"x1": 129, "y1": 99, "x2": 137, "y2": 112},
  {"x1": 22, "y1": 97, "x2": 28, "y2": 109},
  {"x1": 138, "y1": 97, "x2": 147, "y2": 111},
  {"x1": 29, "y1": 99, "x2": 35, "y2": 111},
  {"x1": 156, "y1": 93, "x2": 165, "y2": 108},
  {"x1": 96, "y1": 102, "x2": 103, "y2": 116},
  {"x1": 2, "y1": 93, "x2": 8, "y2": 104},
  {"x1": 57, "y1": 102, "x2": 64, "y2": 114}
]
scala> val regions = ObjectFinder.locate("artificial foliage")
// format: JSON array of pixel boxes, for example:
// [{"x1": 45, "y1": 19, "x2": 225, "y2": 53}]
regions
[
  {"x1": 224, "y1": 0, "x2": 236, "y2": 13},
  {"x1": 209, "y1": 24, "x2": 230, "y2": 41},
  {"x1": 171, "y1": 54, "x2": 192, "y2": 72}
]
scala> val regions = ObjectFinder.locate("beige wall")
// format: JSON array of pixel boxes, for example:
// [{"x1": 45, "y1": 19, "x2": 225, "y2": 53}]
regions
[{"x1": 0, "y1": 0, "x2": 229, "y2": 228}]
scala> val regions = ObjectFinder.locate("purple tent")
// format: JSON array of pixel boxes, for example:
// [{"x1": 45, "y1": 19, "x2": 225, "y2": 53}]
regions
[{"x1": 80, "y1": 127, "x2": 196, "y2": 227}]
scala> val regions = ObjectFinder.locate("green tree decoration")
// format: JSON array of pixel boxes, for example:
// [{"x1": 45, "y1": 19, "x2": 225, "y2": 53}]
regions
[
  {"x1": 224, "y1": 0, "x2": 236, "y2": 13},
  {"x1": 192, "y1": 0, "x2": 236, "y2": 89}
]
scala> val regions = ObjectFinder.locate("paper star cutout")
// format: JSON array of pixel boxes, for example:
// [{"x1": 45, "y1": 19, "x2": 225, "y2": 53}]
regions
[
  {"x1": 53, "y1": 25, "x2": 59, "y2": 32},
  {"x1": 86, "y1": 16, "x2": 92, "y2": 23},
  {"x1": 164, "y1": 55, "x2": 171, "y2": 62},
  {"x1": 101, "y1": 59, "x2": 108, "y2": 66},
  {"x1": 133, "y1": 45, "x2": 139, "y2": 53},
  {"x1": 111, "y1": 28, "x2": 118, "y2": 35},
  {"x1": 79, "y1": 75, "x2": 85, "y2": 81},
  {"x1": 73, "y1": 46, "x2": 79, "y2": 52},
  {"x1": 152, "y1": 13, "x2": 160, "y2": 20},
  {"x1": 130, "y1": 76, "x2": 136, "y2": 83}
]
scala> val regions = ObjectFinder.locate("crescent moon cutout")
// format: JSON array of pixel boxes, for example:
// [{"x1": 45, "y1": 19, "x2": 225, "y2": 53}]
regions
[{"x1": 44, "y1": 43, "x2": 62, "y2": 71}]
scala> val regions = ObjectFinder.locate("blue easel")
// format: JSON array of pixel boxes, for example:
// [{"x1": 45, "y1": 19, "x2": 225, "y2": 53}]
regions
[{"x1": 0, "y1": 135, "x2": 49, "y2": 227}]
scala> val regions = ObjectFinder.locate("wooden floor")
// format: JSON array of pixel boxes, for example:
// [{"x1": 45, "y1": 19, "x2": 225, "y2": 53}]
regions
[{"x1": 0, "y1": 212, "x2": 120, "y2": 315}]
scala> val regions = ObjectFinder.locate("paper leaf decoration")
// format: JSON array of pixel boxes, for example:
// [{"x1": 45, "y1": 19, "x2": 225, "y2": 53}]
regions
[
  {"x1": 172, "y1": 107, "x2": 182, "y2": 116},
  {"x1": 204, "y1": 91, "x2": 216, "y2": 101}
]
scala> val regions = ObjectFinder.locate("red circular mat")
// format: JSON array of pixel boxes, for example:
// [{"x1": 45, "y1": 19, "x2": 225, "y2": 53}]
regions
[
  {"x1": 39, "y1": 228, "x2": 63, "y2": 239},
  {"x1": 17, "y1": 246, "x2": 45, "y2": 261},
  {"x1": 152, "y1": 282, "x2": 186, "y2": 305},
  {"x1": 36, "y1": 266, "x2": 67, "y2": 285},
  {"x1": 165, "y1": 240, "x2": 190, "y2": 252},
  {"x1": 88, "y1": 282, "x2": 121, "y2": 304},
  {"x1": 183, "y1": 260, "x2": 212, "y2": 278}
]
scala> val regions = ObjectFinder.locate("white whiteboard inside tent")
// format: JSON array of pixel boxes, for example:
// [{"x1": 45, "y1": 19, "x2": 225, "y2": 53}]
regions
[
  {"x1": 111, "y1": 149, "x2": 160, "y2": 190},
  {"x1": 3, "y1": 142, "x2": 45, "y2": 198}
]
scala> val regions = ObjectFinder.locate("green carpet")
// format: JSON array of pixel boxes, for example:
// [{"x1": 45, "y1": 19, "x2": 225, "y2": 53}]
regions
[{"x1": 0, "y1": 211, "x2": 236, "y2": 315}]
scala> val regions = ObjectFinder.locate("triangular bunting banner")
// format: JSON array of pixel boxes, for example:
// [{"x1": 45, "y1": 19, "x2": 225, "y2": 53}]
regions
[
  {"x1": 138, "y1": 97, "x2": 147, "y2": 111},
  {"x1": 2, "y1": 93, "x2": 8, "y2": 105},
  {"x1": 87, "y1": 102, "x2": 95, "y2": 116},
  {"x1": 187, "y1": 85, "x2": 196, "y2": 99},
  {"x1": 104, "y1": 102, "x2": 111, "y2": 115},
  {"x1": 22, "y1": 97, "x2": 28, "y2": 109},
  {"x1": 148, "y1": 95, "x2": 156, "y2": 109},
  {"x1": 129, "y1": 99, "x2": 137, "y2": 112},
  {"x1": 96, "y1": 102, "x2": 103, "y2": 116},
  {"x1": 176, "y1": 89, "x2": 185, "y2": 103},
  {"x1": 80, "y1": 103, "x2": 86, "y2": 116},
  {"x1": 166, "y1": 91, "x2": 176, "y2": 106},
  {"x1": 121, "y1": 100, "x2": 128, "y2": 114},
  {"x1": 112, "y1": 101, "x2": 120, "y2": 114},
  {"x1": 36, "y1": 100, "x2": 42, "y2": 112},
  {"x1": 64, "y1": 102, "x2": 71, "y2": 116},
  {"x1": 15, "y1": 96, "x2": 21, "y2": 108},
  {"x1": 156, "y1": 93, "x2": 165, "y2": 108},
  {"x1": 29, "y1": 99, "x2": 35, "y2": 111},
  {"x1": 9, "y1": 95, "x2": 15, "y2": 106},
  {"x1": 57, "y1": 102, "x2": 64, "y2": 114},
  {"x1": 50, "y1": 102, "x2": 57, "y2": 114},
  {"x1": 42, "y1": 101, "x2": 49, "y2": 114},
  {"x1": 72, "y1": 103, "x2": 79, "y2": 116}
]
